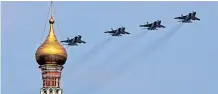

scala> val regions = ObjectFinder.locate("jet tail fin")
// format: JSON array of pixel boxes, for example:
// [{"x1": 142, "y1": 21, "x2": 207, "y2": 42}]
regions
[
  {"x1": 74, "y1": 36, "x2": 78, "y2": 41},
  {"x1": 78, "y1": 35, "x2": 82, "y2": 40},
  {"x1": 158, "y1": 21, "x2": 161, "y2": 25}
]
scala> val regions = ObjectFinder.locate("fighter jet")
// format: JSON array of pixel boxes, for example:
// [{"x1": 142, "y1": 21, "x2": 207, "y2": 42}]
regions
[
  {"x1": 139, "y1": 21, "x2": 158, "y2": 30},
  {"x1": 174, "y1": 11, "x2": 200, "y2": 23},
  {"x1": 104, "y1": 27, "x2": 130, "y2": 36},
  {"x1": 139, "y1": 20, "x2": 165, "y2": 30},
  {"x1": 60, "y1": 35, "x2": 86, "y2": 46}
]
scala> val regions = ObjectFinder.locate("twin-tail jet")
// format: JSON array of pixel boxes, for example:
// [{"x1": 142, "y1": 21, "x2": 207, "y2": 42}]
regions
[
  {"x1": 174, "y1": 11, "x2": 200, "y2": 23},
  {"x1": 60, "y1": 35, "x2": 86, "y2": 46},
  {"x1": 139, "y1": 20, "x2": 166, "y2": 30},
  {"x1": 104, "y1": 27, "x2": 130, "y2": 36}
]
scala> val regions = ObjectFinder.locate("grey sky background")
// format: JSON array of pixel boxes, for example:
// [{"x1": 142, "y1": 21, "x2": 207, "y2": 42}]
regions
[{"x1": 2, "y1": 1, "x2": 218, "y2": 94}]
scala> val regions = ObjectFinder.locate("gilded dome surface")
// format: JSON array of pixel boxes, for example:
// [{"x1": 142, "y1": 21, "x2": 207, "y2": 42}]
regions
[{"x1": 35, "y1": 17, "x2": 67, "y2": 65}]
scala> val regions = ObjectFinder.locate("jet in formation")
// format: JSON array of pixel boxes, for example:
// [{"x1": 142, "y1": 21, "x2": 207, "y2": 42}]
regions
[
  {"x1": 60, "y1": 35, "x2": 86, "y2": 46},
  {"x1": 104, "y1": 27, "x2": 130, "y2": 36},
  {"x1": 139, "y1": 20, "x2": 166, "y2": 30},
  {"x1": 174, "y1": 11, "x2": 200, "y2": 23}
]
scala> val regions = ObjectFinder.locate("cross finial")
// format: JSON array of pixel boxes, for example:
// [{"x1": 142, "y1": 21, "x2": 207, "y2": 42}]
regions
[
  {"x1": 49, "y1": 1, "x2": 55, "y2": 24},
  {"x1": 50, "y1": 1, "x2": 53, "y2": 17}
]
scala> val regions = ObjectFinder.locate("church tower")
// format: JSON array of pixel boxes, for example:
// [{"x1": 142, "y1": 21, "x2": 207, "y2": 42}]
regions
[{"x1": 35, "y1": 2, "x2": 67, "y2": 94}]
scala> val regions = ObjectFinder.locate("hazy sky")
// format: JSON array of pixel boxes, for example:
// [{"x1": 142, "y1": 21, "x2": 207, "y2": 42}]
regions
[{"x1": 2, "y1": 1, "x2": 218, "y2": 94}]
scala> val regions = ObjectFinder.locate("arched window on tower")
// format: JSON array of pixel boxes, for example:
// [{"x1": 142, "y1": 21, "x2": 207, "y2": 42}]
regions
[
  {"x1": 43, "y1": 80, "x2": 45, "y2": 87},
  {"x1": 52, "y1": 77, "x2": 55, "y2": 86},
  {"x1": 48, "y1": 80, "x2": 50, "y2": 86},
  {"x1": 56, "y1": 89, "x2": 59, "y2": 94},
  {"x1": 45, "y1": 78, "x2": 48, "y2": 86},
  {"x1": 43, "y1": 90, "x2": 46, "y2": 94},
  {"x1": 54, "y1": 78, "x2": 56, "y2": 86},
  {"x1": 49, "y1": 89, "x2": 53, "y2": 94},
  {"x1": 58, "y1": 78, "x2": 60, "y2": 87}
]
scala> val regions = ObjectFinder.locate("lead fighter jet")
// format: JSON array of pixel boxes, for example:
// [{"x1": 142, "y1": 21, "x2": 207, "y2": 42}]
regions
[
  {"x1": 174, "y1": 11, "x2": 200, "y2": 23},
  {"x1": 60, "y1": 35, "x2": 86, "y2": 46},
  {"x1": 104, "y1": 27, "x2": 130, "y2": 36},
  {"x1": 139, "y1": 20, "x2": 166, "y2": 30}
]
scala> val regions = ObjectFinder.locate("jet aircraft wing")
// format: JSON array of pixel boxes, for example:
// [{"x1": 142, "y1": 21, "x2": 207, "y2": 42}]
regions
[
  {"x1": 121, "y1": 31, "x2": 130, "y2": 34},
  {"x1": 104, "y1": 30, "x2": 116, "y2": 33},
  {"x1": 63, "y1": 42, "x2": 78, "y2": 46},
  {"x1": 192, "y1": 17, "x2": 200, "y2": 20},
  {"x1": 174, "y1": 15, "x2": 186, "y2": 19},
  {"x1": 139, "y1": 23, "x2": 152, "y2": 27},
  {"x1": 159, "y1": 25, "x2": 166, "y2": 28}
]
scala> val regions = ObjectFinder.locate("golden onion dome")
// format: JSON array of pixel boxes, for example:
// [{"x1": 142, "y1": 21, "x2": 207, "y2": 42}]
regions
[{"x1": 35, "y1": 16, "x2": 67, "y2": 65}]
